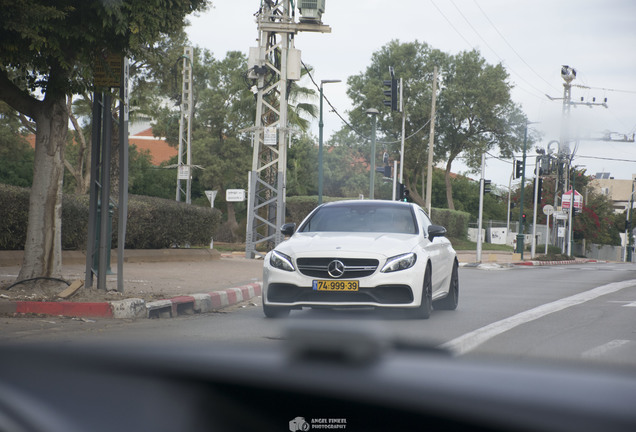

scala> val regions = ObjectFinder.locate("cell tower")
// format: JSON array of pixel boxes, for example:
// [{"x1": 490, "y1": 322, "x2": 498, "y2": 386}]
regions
[
  {"x1": 176, "y1": 46, "x2": 194, "y2": 204},
  {"x1": 245, "y1": 0, "x2": 330, "y2": 258}
]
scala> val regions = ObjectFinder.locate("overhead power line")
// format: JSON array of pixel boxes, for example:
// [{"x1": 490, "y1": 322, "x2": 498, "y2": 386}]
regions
[
  {"x1": 473, "y1": 0, "x2": 559, "y2": 93},
  {"x1": 573, "y1": 84, "x2": 636, "y2": 95},
  {"x1": 431, "y1": 0, "x2": 549, "y2": 101},
  {"x1": 301, "y1": 61, "x2": 431, "y2": 145}
]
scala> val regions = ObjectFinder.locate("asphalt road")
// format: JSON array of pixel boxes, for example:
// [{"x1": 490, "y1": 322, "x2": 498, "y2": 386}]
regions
[{"x1": 2, "y1": 262, "x2": 636, "y2": 368}]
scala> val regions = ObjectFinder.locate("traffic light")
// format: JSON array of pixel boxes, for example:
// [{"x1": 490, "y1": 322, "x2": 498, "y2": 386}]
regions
[
  {"x1": 522, "y1": 213, "x2": 527, "y2": 224},
  {"x1": 383, "y1": 78, "x2": 398, "y2": 111},
  {"x1": 533, "y1": 178, "x2": 543, "y2": 202},
  {"x1": 384, "y1": 165, "x2": 391, "y2": 178},
  {"x1": 514, "y1": 159, "x2": 524, "y2": 179},
  {"x1": 483, "y1": 179, "x2": 492, "y2": 194},
  {"x1": 397, "y1": 183, "x2": 409, "y2": 201}
]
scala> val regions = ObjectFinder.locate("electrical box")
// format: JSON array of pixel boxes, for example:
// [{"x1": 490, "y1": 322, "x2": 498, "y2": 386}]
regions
[
  {"x1": 287, "y1": 48, "x2": 302, "y2": 81},
  {"x1": 247, "y1": 47, "x2": 264, "y2": 79},
  {"x1": 298, "y1": 0, "x2": 325, "y2": 23}
]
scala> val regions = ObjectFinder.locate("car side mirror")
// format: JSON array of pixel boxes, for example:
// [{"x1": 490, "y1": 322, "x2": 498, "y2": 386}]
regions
[
  {"x1": 428, "y1": 224, "x2": 447, "y2": 240},
  {"x1": 281, "y1": 223, "x2": 296, "y2": 237}
]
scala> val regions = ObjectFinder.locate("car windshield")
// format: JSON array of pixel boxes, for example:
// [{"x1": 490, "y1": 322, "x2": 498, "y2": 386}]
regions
[{"x1": 299, "y1": 204, "x2": 417, "y2": 234}]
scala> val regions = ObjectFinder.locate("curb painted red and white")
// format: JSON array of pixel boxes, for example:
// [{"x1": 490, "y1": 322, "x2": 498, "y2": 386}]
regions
[
  {"x1": 1, "y1": 282, "x2": 262, "y2": 320},
  {"x1": 514, "y1": 259, "x2": 603, "y2": 266}
]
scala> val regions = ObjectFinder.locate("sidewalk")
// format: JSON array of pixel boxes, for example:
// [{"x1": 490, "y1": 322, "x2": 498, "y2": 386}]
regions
[{"x1": 1, "y1": 249, "x2": 264, "y2": 320}]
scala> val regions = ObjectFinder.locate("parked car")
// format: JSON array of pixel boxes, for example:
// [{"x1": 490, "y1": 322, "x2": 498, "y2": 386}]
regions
[{"x1": 262, "y1": 200, "x2": 459, "y2": 318}]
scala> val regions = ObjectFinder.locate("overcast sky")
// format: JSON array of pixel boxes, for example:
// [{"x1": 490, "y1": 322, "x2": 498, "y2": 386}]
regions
[{"x1": 186, "y1": 0, "x2": 636, "y2": 187}]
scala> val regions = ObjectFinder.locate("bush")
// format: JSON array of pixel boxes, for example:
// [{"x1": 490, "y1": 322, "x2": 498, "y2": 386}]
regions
[
  {"x1": 62, "y1": 193, "x2": 90, "y2": 250},
  {"x1": 123, "y1": 195, "x2": 221, "y2": 249},
  {"x1": 430, "y1": 208, "x2": 470, "y2": 240},
  {"x1": 0, "y1": 184, "x2": 221, "y2": 250},
  {"x1": 534, "y1": 252, "x2": 574, "y2": 261},
  {"x1": 0, "y1": 184, "x2": 30, "y2": 250}
]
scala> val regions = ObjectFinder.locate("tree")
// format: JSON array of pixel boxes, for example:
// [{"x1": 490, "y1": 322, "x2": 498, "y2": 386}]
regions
[
  {"x1": 346, "y1": 40, "x2": 445, "y2": 206},
  {"x1": 0, "y1": 0, "x2": 208, "y2": 280},
  {"x1": 346, "y1": 41, "x2": 530, "y2": 210},
  {"x1": 436, "y1": 50, "x2": 530, "y2": 210}
]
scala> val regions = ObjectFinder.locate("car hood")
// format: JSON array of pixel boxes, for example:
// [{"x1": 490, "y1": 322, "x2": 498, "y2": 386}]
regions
[{"x1": 276, "y1": 232, "x2": 420, "y2": 258}]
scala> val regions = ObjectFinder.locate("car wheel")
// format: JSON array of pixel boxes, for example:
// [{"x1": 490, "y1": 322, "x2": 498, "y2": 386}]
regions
[
  {"x1": 434, "y1": 260, "x2": 459, "y2": 311},
  {"x1": 263, "y1": 304, "x2": 290, "y2": 318},
  {"x1": 409, "y1": 265, "x2": 432, "y2": 319}
]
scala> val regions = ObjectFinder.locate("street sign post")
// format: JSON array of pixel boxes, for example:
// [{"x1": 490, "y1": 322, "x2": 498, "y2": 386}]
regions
[{"x1": 226, "y1": 189, "x2": 246, "y2": 202}]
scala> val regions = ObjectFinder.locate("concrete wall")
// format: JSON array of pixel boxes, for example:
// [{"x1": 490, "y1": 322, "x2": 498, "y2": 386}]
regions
[{"x1": 573, "y1": 243, "x2": 624, "y2": 262}]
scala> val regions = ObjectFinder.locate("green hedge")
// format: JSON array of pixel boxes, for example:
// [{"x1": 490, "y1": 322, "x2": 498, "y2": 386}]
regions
[
  {"x1": 0, "y1": 184, "x2": 30, "y2": 250},
  {"x1": 285, "y1": 195, "x2": 469, "y2": 240},
  {"x1": 0, "y1": 184, "x2": 221, "y2": 250},
  {"x1": 430, "y1": 208, "x2": 469, "y2": 240}
]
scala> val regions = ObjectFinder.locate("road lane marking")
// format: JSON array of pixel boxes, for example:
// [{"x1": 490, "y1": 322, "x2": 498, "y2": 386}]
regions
[
  {"x1": 582, "y1": 340, "x2": 631, "y2": 359},
  {"x1": 441, "y1": 279, "x2": 636, "y2": 356},
  {"x1": 607, "y1": 300, "x2": 636, "y2": 307}
]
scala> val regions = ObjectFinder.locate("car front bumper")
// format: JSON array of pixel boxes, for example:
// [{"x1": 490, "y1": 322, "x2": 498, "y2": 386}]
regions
[{"x1": 263, "y1": 258, "x2": 426, "y2": 309}]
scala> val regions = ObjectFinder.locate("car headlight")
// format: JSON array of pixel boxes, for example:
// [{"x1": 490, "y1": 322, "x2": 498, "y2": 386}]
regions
[
  {"x1": 270, "y1": 250, "x2": 295, "y2": 272},
  {"x1": 381, "y1": 253, "x2": 417, "y2": 273}
]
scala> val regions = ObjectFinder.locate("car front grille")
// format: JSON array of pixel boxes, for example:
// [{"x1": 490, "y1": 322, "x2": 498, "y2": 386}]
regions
[{"x1": 296, "y1": 258, "x2": 379, "y2": 279}]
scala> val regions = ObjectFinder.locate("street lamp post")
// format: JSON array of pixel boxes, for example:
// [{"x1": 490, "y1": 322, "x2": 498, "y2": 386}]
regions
[
  {"x1": 318, "y1": 79, "x2": 341, "y2": 205},
  {"x1": 366, "y1": 108, "x2": 380, "y2": 199}
]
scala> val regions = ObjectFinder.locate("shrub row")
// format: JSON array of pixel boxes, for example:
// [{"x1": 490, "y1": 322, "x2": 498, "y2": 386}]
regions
[
  {"x1": 430, "y1": 208, "x2": 470, "y2": 240},
  {"x1": 0, "y1": 184, "x2": 221, "y2": 250},
  {"x1": 285, "y1": 195, "x2": 469, "y2": 240}
]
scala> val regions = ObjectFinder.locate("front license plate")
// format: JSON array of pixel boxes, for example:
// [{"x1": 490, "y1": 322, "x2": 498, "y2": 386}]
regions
[{"x1": 312, "y1": 280, "x2": 359, "y2": 291}]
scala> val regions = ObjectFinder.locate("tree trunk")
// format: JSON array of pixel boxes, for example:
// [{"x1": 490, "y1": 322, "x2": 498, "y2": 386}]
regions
[
  {"x1": 445, "y1": 160, "x2": 455, "y2": 211},
  {"x1": 226, "y1": 201, "x2": 239, "y2": 242},
  {"x1": 18, "y1": 97, "x2": 68, "y2": 280}
]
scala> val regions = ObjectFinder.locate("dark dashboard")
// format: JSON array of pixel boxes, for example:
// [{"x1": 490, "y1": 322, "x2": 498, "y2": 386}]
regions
[{"x1": 1, "y1": 323, "x2": 635, "y2": 432}]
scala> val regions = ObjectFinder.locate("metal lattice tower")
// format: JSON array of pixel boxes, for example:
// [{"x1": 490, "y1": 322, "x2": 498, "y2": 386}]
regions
[
  {"x1": 245, "y1": 0, "x2": 330, "y2": 258},
  {"x1": 176, "y1": 46, "x2": 194, "y2": 204}
]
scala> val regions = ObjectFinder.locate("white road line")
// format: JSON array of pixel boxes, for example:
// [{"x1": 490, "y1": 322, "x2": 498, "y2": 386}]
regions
[
  {"x1": 441, "y1": 279, "x2": 636, "y2": 356},
  {"x1": 581, "y1": 340, "x2": 631, "y2": 359}
]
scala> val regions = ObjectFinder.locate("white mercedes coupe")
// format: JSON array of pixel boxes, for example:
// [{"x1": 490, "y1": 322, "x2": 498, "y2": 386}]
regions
[{"x1": 262, "y1": 200, "x2": 459, "y2": 319}]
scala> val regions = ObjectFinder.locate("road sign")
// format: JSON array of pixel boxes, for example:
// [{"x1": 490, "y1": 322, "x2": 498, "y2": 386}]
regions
[
  {"x1": 264, "y1": 127, "x2": 277, "y2": 146},
  {"x1": 562, "y1": 189, "x2": 583, "y2": 209},
  {"x1": 226, "y1": 189, "x2": 246, "y2": 202},
  {"x1": 178, "y1": 165, "x2": 190, "y2": 180},
  {"x1": 205, "y1": 190, "x2": 218, "y2": 208},
  {"x1": 94, "y1": 52, "x2": 122, "y2": 88},
  {"x1": 543, "y1": 204, "x2": 554, "y2": 216}
]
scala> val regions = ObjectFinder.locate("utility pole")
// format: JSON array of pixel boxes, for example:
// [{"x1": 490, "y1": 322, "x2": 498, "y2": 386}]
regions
[
  {"x1": 244, "y1": 1, "x2": 330, "y2": 258},
  {"x1": 318, "y1": 79, "x2": 341, "y2": 205},
  {"x1": 547, "y1": 66, "x2": 608, "y2": 253},
  {"x1": 476, "y1": 153, "x2": 485, "y2": 263},
  {"x1": 516, "y1": 124, "x2": 530, "y2": 260},
  {"x1": 367, "y1": 108, "x2": 379, "y2": 199},
  {"x1": 425, "y1": 67, "x2": 438, "y2": 215},
  {"x1": 176, "y1": 46, "x2": 194, "y2": 204}
]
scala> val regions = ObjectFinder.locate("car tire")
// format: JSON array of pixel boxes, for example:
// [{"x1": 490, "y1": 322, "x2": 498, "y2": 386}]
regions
[
  {"x1": 263, "y1": 304, "x2": 290, "y2": 318},
  {"x1": 409, "y1": 265, "x2": 432, "y2": 319},
  {"x1": 434, "y1": 260, "x2": 459, "y2": 311}
]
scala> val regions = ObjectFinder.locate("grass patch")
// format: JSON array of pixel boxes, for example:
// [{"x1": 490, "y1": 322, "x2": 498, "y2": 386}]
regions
[{"x1": 449, "y1": 237, "x2": 514, "y2": 252}]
